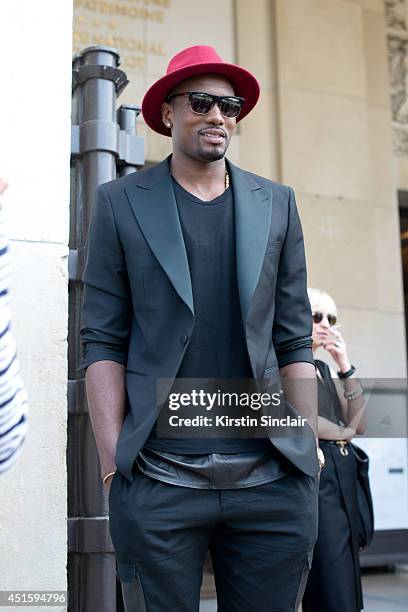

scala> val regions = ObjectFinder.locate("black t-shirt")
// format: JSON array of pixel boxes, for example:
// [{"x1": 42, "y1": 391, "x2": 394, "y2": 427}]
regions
[
  {"x1": 174, "y1": 177, "x2": 252, "y2": 380},
  {"x1": 145, "y1": 178, "x2": 269, "y2": 453}
]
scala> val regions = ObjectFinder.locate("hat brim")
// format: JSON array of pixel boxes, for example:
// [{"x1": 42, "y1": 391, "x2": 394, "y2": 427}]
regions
[{"x1": 141, "y1": 61, "x2": 260, "y2": 137}]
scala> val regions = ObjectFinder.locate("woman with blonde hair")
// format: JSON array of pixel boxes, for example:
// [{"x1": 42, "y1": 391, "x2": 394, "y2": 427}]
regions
[{"x1": 302, "y1": 288, "x2": 367, "y2": 612}]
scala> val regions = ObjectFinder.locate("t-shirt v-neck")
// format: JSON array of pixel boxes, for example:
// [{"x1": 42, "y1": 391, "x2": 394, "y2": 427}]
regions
[{"x1": 171, "y1": 176, "x2": 231, "y2": 206}]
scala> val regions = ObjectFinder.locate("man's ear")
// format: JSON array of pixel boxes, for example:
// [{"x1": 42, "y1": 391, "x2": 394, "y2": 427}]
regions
[{"x1": 161, "y1": 102, "x2": 173, "y2": 129}]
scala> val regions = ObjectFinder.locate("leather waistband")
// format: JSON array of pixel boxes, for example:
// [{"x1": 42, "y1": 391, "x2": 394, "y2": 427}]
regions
[{"x1": 136, "y1": 446, "x2": 285, "y2": 489}]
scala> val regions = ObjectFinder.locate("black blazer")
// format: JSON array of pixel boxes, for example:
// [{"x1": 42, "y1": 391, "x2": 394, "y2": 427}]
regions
[{"x1": 80, "y1": 156, "x2": 318, "y2": 480}]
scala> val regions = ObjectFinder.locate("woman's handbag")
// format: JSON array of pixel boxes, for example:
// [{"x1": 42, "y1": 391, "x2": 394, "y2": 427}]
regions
[{"x1": 349, "y1": 442, "x2": 374, "y2": 550}]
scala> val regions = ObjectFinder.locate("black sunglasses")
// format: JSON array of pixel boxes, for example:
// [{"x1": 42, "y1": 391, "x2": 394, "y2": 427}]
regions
[
  {"x1": 312, "y1": 311, "x2": 337, "y2": 326},
  {"x1": 165, "y1": 91, "x2": 245, "y2": 118}
]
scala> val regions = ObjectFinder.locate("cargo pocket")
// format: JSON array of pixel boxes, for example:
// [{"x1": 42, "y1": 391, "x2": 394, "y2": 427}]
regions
[
  {"x1": 116, "y1": 560, "x2": 147, "y2": 612},
  {"x1": 293, "y1": 550, "x2": 313, "y2": 611}
]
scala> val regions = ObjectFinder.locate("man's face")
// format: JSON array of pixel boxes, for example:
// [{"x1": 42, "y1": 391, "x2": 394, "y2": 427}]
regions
[{"x1": 161, "y1": 74, "x2": 237, "y2": 163}]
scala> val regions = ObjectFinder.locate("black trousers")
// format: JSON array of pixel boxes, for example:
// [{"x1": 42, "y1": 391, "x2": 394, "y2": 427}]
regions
[
  {"x1": 302, "y1": 441, "x2": 363, "y2": 612},
  {"x1": 108, "y1": 462, "x2": 319, "y2": 612}
]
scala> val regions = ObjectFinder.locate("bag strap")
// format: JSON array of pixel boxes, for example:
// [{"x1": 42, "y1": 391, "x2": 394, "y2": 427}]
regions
[{"x1": 349, "y1": 442, "x2": 369, "y2": 464}]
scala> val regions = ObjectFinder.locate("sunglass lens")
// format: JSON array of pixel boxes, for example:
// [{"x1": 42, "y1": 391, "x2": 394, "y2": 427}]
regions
[
  {"x1": 312, "y1": 312, "x2": 337, "y2": 326},
  {"x1": 189, "y1": 93, "x2": 214, "y2": 114},
  {"x1": 219, "y1": 97, "x2": 243, "y2": 118}
]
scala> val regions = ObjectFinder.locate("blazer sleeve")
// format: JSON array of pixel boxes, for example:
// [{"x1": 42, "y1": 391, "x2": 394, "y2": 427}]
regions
[
  {"x1": 79, "y1": 185, "x2": 131, "y2": 371},
  {"x1": 272, "y1": 187, "x2": 314, "y2": 369}
]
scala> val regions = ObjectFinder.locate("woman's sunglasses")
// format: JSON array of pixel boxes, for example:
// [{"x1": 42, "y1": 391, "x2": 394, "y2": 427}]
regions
[
  {"x1": 312, "y1": 311, "x2": 337, "y2": 326},
  {"x1": 165, "y1": 91, "x2": 245, "y2": 118}
]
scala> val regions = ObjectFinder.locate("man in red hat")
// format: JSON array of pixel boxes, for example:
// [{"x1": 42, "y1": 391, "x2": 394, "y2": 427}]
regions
[{"x1": 81, "y1": 45, "x2": 322, "y2": 611}]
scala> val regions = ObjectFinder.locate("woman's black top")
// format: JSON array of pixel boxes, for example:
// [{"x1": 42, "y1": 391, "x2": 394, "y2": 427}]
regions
[{"x1": 315, "y1": 359, "x2": 344, "y2": 426}]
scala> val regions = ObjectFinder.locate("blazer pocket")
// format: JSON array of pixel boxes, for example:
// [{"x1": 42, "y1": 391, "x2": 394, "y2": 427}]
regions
[{"x1": 265, "y1": 240, "x2": 281, "y2": 255}]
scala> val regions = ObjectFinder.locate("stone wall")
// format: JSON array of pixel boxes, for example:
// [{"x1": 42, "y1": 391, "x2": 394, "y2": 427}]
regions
[{"x1": 0, "y1": 1, "x2": 71, "y2": 609}]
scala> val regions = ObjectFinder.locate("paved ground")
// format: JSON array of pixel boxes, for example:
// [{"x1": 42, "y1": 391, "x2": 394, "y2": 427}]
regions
[{"x1": 199, "y1": 566, "x2": 408, "y2": 611}]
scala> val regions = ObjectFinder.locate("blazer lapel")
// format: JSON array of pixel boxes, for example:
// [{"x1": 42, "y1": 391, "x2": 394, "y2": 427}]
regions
[
  {"x1": 229, "y1": 161, "x2": 273, "y2": 326},
  {"x1": 124, "y1": 157, "x2": 272, "y2": 324},
  {"x1": 124, "y1": 158, "x2": 194, "y2": 317}
]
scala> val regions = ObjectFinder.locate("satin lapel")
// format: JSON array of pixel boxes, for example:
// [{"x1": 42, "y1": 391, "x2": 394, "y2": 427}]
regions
[
  {"x1": 230, "y1": 164, "x2": 273, "y2": 325},
  {"x1": 124, "y1": 168, "x2": 194, "y2": 317}
]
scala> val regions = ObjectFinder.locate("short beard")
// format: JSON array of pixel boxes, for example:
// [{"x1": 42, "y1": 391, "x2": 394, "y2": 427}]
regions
[{"x1": 196, "y1": 142, "x2": 227, "y2": 162}]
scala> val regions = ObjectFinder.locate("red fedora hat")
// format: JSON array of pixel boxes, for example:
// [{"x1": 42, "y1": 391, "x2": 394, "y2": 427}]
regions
[{"x1": 141, "y1": 45, "x2": 260, "y2": 137}]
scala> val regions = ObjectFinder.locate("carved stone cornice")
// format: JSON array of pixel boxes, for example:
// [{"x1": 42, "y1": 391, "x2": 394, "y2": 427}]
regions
[{"x1": 386, "y1": 0, "x2": 408, "y2": 155}]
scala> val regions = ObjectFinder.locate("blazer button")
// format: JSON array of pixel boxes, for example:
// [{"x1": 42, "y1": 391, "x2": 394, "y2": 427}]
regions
[{"x1": 180, "y1": 335, "x2": 189, "y2": 345}]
